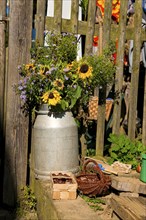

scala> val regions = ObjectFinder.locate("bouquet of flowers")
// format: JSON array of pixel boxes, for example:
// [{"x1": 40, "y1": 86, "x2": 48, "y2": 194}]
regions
[
  {"x1": 14, "y1": 31, "x2": 94, "y2": 115},
  {"x1": 14, "y1": 31, "x2": 115, "y2": 116}
]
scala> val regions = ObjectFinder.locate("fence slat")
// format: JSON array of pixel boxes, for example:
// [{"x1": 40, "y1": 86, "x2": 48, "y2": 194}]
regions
[
  {"x1": 54, "y1": 0, "x2": 62, "y2": 32},
  {"x1": 0, "y1": 0, "x2": 6, "y2": 204},
  {"x1": 71, "y1": 0, "x2": 79, "y2": 33},
  {"x1": 96, "y1": 1, "x2": 112, "y2": 156},
  {"x1": 35, "y1": 0, "x2": 46, "y2": 45},
  {"x1": 112, "y1": 0, "x2": 128, "y2": 134},
  {"x1": 3, "y1": 0, "x2": 33, "y2": 206},
  {"x1": 142, "y1": 70, "x2": 146, "y2": 145},
  {"x1": 85, "y1": 0, "x2": 96, "y2": 55},
  {"x1": 128, "y1": 0, "x2": 142, "y2": 140}
]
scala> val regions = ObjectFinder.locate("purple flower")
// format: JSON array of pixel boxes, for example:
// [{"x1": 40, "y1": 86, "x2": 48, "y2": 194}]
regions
[
  {"x1": 18, "y1": 85, "x2": 23, "y2": 91},
  {"x1": 63, "y1": 68, "x2": 70, "y2": 73},
  {"x1": 21, "y1": 91, "x2": 26, "y2": 95},
  {"x1": 20, "y1": 94, "x2": 26, "y2": 101},
  {"x1": 47, "y1": 67, "x2": 57, "y2": 74},
  {"x1": 73, "y1": 84, "x2": 77, "y2": 89},
  {"x1": 64, "y1": 75, "x2": 69, "y2": 80},
  {"x1": 18, "y1": 65, "x2": 22, "y2": 70}
]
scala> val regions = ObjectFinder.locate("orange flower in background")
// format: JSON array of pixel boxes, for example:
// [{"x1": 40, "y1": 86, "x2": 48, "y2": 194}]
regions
[{"x1": 96, "y1": 0, "x2": 120, "y2": 22}]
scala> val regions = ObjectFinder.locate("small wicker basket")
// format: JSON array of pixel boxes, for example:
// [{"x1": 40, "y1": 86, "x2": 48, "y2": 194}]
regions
[
  {"x1": 76, "y1": 159, "x2": 111, "y2": 197},
  {"x1": 88, "y1": 96, "x2": 113, "y2": 121}
]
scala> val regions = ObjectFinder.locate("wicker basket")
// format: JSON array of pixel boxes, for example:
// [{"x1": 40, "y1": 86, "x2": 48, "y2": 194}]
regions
[
  {"x1": 88, "y1": 96, "x2": 113, "y2": 121},
  {"x1": 76, "y1": 159, "x2": 111, "y2": 197}
]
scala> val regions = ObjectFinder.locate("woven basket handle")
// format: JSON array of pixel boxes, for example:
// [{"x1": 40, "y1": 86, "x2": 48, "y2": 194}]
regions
[{"x1": 83, "y1": 158, "x2": 104, "y2": 178}]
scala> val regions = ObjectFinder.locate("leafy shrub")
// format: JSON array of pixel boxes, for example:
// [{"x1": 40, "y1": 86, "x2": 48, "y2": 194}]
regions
[
  {"x1": 16, "y1": 186, "x2": 37, "y2": 218},
  {"x1": 108, "y1": 133, "x2": 146, "y2": 169}
]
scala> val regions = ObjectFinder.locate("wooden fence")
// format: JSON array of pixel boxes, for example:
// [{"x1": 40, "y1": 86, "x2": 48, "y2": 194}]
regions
[
  {"x1": 0, "y1": 0, "x2": 146, "y2": 206},
  {"x1": 35, "y1": 0, "x2": 146, "y2": 149}
]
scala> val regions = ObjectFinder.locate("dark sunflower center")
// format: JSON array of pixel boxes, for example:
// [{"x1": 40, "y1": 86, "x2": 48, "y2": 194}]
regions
[
  {"x1": 80, "y1": 64, "x2": 89, "y2": 73},
  {"x1": 49, "y1": 92, "x2": 54, "y2": 99},
  {"x1": 44, "y1": 67, "x2": 49, "y2": 72},
  {"x1": 57, "y1": 81, "x2": 62, "y2": 87}
]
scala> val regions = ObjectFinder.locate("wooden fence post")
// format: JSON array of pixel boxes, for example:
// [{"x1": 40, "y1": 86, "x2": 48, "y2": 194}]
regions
[
  {"x1": 0, "y1": 0, "x2": 6, "y2": 204},
  {"x1": 35, "y1": 0, "x2": 46, "y2": 45},
  {"x1": 85, "y1": 0, "x2": 96, "y2": 56},
  {"x1": 112, "y1": 0, "x2": 128, "y2": 134},
  {"x1": 96, "y1": 1, "x2": 112, "y2": 157},
  {"x1": 142, "y1": 69, "x2": 146, "y2": 145},
  {"x1": 54, "y1": 0, "x2": 62, "y2": 33},
  {"x1": 128, "y1": 0, "x2": 142, "y2": 140},
  {"x1": 71, "y1": 0, "x2": 79, "y2": 34},
  {"x1": 3, "y1": 0, "x2": 33, "y2": 206},
  {"x1": 141, "y1": 42, "x2": 146, "y2": 145}
]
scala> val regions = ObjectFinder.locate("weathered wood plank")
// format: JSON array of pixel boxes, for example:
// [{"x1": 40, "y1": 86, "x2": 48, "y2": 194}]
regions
[
  {"x1": 71, "y1": 0, "x2": 79, "y2": 34},
  {"x1": 3, "y1": 0, "x2": 33, "y2": 206},
  {"x1": 35, "y1": 0, "x2": 46, "y2": 45},
  {"x1": 0, "y1": 0, "x2": 6, "y2": 204},
  {"x1": 54, "y1": 0, "x2": 62, "y2": 32},
  {"x1": 45, "y1": 17, "x2": 146, "y2": 41},
  {"x1": 85, "y1": 0, "x2": 96, "y2": 55},
  {"x1": 128, "y1": 0, "x2": 142, "y2": 140},
  {"x1": 111, "y1": 195, "x2": 146, "y2": 220},
  {"x1": 142, "y1": 69, "x2": 146, "y2": 145},
  {"x1": 96, "y1": 1, "x2": 112, "y2": 157},
  {"x1": 112, "y1": 0, "x2": 128, "y2": 134}
]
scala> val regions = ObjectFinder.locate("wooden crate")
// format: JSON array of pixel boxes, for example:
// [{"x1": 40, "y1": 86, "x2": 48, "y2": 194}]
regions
[{"x1": 51, "y1": 171, "x2": 77, "y2": 200}]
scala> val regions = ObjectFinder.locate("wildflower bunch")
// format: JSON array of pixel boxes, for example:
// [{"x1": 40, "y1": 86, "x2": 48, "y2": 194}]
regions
[
  {"x1": 14, "y1": 31, "x2": 115, "y2": 115},
  {"x1": 14, "y1": 56, "x2": 93, "y2": 114}
]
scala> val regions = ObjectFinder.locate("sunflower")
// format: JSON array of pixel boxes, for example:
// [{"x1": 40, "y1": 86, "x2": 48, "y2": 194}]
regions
[
  {"x1": 39, "y1": 65, "x2": 49, "y2": 75},
  {"x1": 42, "y1": 90, "x2": 61, "y2": 106},
  {"x1": 25, "y1": 63, "x2": 34, "y2": 70},
  {"x1": 77, "y1": 63, "x2": 92, "y2": 79},
  {"x1": 53, "y1": 79, "x2": 64, "y2": 90}
]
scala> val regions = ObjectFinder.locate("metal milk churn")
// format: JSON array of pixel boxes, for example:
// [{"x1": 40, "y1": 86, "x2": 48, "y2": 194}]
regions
[{"x1": 31, "y1": 104, "x2": 79, "y2": 179}]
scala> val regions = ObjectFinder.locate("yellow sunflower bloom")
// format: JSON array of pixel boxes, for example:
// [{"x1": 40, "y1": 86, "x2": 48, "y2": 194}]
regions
[
  {"x1": 77, "y1": 63, "x2": 92, "y2": 79},
  {"x1": 25, "y1": 63, "x2": 35, "y2": 71},
  {"x1": 39, "y1": 65, "x2": 49, "y2": 75},
  {"x1": 53, "y1": 79, "x2": 64, "y2": 90},
  {"x1": 42, "y1": 90, "x2": 61, "y2": 106}
]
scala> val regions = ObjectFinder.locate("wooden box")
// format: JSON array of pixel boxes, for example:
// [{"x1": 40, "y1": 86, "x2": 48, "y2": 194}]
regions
[{"x1": 51, "y1": 171, "x2": 77, "y2": 200}]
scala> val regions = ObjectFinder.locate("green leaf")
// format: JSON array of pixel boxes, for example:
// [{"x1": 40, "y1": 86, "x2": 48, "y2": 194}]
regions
[
  {"x1": 74, "y1": 86, "x2": 82, "y2": 99},
  {"x1": 70, "y1": 86, "x2": 82, "y2": 108},
  {"x1": 60, "y1": 100, "x2": 68, "y2": 110}
]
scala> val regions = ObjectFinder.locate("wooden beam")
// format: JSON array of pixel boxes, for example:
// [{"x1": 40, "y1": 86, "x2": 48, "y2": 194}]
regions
[
  {"x1": 128, "y1": 0, "x2": 142, "y2": 140},
  {"x1": 85, "y1": 0, "x2": 96, "y2": 55},
  {"x1": 0, "y1": 0, "x2": 6, "y2": 204},
  {"x1": 112, "y1": 0, "x2": 128, "y2": 134},
  {"x1": 96, "y1": 0, "x2": 112, "y2": 157},
  {"x1": 54, "y1": 0, "x2": 62, "y2": 33},
  {"x1": 35, "y1": 0, "x2": 46, "y2": 45},
  {"x1": 3, "y1": 0, "x2": 33, "y2": 206},
  {"x1": 45, "y1": 17, "x2": 146, "y2": 41},
  {"x1": 71, "y1": 0, "x2": 79, "y2": 34},
  {"x1": 142, "y1": 69, "x2": 146, "y2": 145}
]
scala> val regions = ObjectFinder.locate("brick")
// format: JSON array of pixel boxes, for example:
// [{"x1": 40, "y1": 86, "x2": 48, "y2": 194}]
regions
[
  {"x1": 52, "y1": 190, "x2": 60, "y2": 200},
  {"x1": 69, "y1": 191, "x2": 77, "y2": 200}
]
